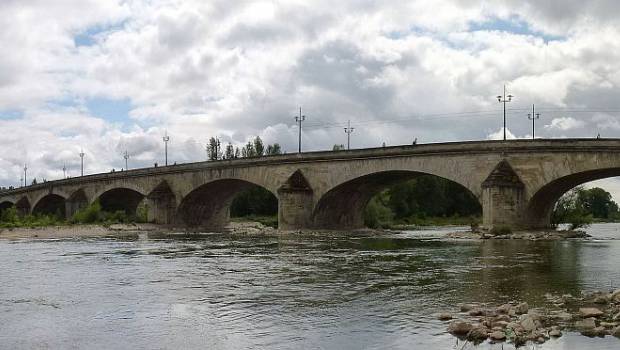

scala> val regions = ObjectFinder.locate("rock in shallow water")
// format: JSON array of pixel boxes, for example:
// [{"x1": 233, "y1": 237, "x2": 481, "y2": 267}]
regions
[
  {"x1": 612, "y1": 326, "x2": 620, "y2": 338},
  {"x1": 549, "y1": 328, "x2": 562, "y2": 337},
  {"x1": 489, "y1": 330, "x2": 505, "y2": 341},
  {"x1": 579, "y1": 307, "x2": 604, "y2": 318},
  {"x1": 576, "y1": 317, "x2": 597, "y2": 330},
  {"x1": 466, "y1": 325, "x2": 490, "y2": 342},
  {"x1": 437, "y1": 312, "x2": 453, "y2": 321},
  {"x1": 447, "y1": 320, "x2": 473, "y2": 335},
  {"x1": 514, "y1": 302, "x2": 529, "y2": 315}
]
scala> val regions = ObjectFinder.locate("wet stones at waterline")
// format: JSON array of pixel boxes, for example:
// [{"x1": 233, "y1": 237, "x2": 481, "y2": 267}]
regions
[{"x1": 440, "y1": 290, "x2": 620, "y2": 346}]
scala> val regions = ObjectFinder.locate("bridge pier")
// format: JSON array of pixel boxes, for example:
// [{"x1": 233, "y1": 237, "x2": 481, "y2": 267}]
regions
[
  {"x1": 146, "y1": 184, "x2": 176, "y2": 225},
  {"x1": 481, "y1": 160, "x2": 526, "y2": 230},
  {"x1": 278, "y1": 170, "x2": 313, "y2": 230}
]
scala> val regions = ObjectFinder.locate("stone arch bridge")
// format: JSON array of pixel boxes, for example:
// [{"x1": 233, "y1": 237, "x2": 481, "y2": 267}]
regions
[{"x1": 2, "y1": 139, "x2": 620, "y2": 230}]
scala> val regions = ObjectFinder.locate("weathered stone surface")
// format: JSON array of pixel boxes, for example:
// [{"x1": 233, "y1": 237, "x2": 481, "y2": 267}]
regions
[
  {"x1": 489, "y1": 330, "x2": 506, "y2": 341},
  {"x1": 520, "y1": 315, "x2": 539, "y2": 332},
  {"x1": 611, "y1": 289, "x2": 620, "y2": 303},
  {"x1": 468, "y1": 308, "x2": 485, "y2": 316},
  {"x1": 447, "y1": 320, "x2": 473, "y2": 335},
  {"x1": 576, "y1": 317, "x2": 597, "y2": 331},
  {"x1": 514, "y1": 302, "x2": 529, "y2": 315},
  {"x1": 459, "y1": 304, "x2": 477, "y2": 312},
  {"x1": 549, "y1": 329, "x2": 562, "y2": 337},
  {"x1": 579, "y1": 307, "x2": 604, "y2": 318},
  {"x1": 438, "y1": 313, "x2": 453, "y2": 321},
  {"x1": 612, "y1": 326, "x2": 620, "y2": 338},
  {"x1": 466, "y1": 326, "x2": 490, "y2": 342},
  {"x1": 496, "y1": 304, "x2": 511, "y2": 314}
]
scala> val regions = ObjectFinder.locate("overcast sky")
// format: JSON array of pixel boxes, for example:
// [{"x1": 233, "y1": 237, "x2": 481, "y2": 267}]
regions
[{"x1": 2, "y1": 0, "x2": 620, "y2": 198}]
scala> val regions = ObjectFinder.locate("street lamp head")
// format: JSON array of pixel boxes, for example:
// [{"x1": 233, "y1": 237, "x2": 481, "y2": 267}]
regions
[
  {"x1": 507, "y1": 94, "x2": 513, "y2": 101},
  {"x1": 497, "y1": 96, "x2": 502, "y2": 101}
]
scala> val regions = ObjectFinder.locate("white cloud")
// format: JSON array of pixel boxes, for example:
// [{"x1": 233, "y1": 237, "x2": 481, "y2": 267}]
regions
[
  {"x1": 487, "y1": 127, "x2": 517, "y2": 140},
  {"x1": 2, "y1": 0, "x2": 620, "y2": 191},
  {"x1": 544, "y1": 117, "x2": 586, "y2": 131}
]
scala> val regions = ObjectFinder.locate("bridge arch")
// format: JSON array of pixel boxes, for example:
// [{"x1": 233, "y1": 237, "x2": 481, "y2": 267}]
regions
[
  {"x1": 15, "y1": 197, "x2": 31, "y2": 217},
  {"x1": 177, "y1": 179, "x2": 277, "y2": 228},
  {"x1": 96, "y1": 187, "x2": 145, "y2": 217},
  {"x1": 312, "y1": 170, "x2": 481, "y2": 229},
  {"x1": 526, "y1": 168, "x2": 620, "y2": 228},
  {"x1": 32, "y1": 194, "x2": 67, "y2": 218}
]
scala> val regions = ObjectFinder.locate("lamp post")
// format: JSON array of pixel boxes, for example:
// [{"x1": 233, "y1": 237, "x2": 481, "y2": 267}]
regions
[
  {"x1": 23, "y1": 164, "x2": 27, "y2": 187},
  {"x1": 344, "y1": 120, "x2": 355, "y2": 150},
  {"x1": 163, "y1": 131, "x2": 170, "y2": 166},
  {"x1": 124, "y1": 150, "x2": 129, "y2": 170},
  {"x1": 497, "y1": 85, "x2": 513, "y2": 141},
  {"x1": 79, "y1": 149, "x2": 85, "y2": 176},
  {"x1": 294, "y1": 107, "x2": 306, "y2": 153},
  {"x1": 63, "y1": 163, "x2": 66, "y2": 179},
  {"x1": 527, "y1": 104, "x2": 540, "y2": 139}
]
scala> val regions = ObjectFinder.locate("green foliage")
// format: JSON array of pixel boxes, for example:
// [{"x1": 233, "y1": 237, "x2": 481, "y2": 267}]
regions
[
  {"x1": 0, "y1": 206, "x2": 63, "y2": 228},
  {"x1": 550, "y1": 186, "x2": 613, "y2": 229},
  {"x1": 224, "y1": 142, "x2": 235, "y2": 159},
  {"x1": 266, "y1": 143, "x2": 282, "y2": 155},
  {"x1": 333, "y1": 144, "x2": 345, "y2": 151},
  {"x1": 254, "y1": 136, "x2": 265, "y2": 156},
  {"x1": 1, "y1": 206, "x2": 19, "y2": 224},
  {"x1": 71, "y1": 201, "x2": 102, "y2": 224},
  {"x1": 206, "y1": 137, "x2": 221, "y2": 160},
  {"x1": 231, "y1": 187, "x2": 278, "y2": 217},
  {"x1": 364, "y1": 193, "x2": 394, "y2": 228},
  {"x1": 362, "y1": 175, "x2": 482, "y2": 228}
]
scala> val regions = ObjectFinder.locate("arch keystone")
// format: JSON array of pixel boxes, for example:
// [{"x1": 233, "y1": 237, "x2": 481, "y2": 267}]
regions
[
  {"x1": 482, "y1": 160, "x2": 525, "y2": 229},
  {"x1": 278, "y1": 170, "x2": 313, "y2": 230}
]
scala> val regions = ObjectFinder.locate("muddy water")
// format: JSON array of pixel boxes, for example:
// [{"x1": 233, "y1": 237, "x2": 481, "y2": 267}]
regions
[{"x1": 1, "y1": 224, "x2": 620, "y2": 349}]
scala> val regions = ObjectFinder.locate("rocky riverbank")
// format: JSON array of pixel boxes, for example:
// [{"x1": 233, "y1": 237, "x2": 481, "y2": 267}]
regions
[
  {"x1": 441, "y1": 290, "x2": 620, "y2": 347},
  {"x1": 446, "y1": 229, "x2": 590, "y2": 240},
  {"x1": 0, "y1": 221, "x2": 388, "y2": 240}
]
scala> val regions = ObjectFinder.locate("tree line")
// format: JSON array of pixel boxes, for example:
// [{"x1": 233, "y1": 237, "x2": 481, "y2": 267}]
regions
[
  {"x1": 363, "y1": 176, "x2": 482, "y2": 228},
  {"x1": 206, "y1": 136, "x2": 283, "y2": 160}
]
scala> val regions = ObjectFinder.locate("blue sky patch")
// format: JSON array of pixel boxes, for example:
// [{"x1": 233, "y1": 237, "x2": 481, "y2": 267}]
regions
[
  {"x1": 469, "y1": 16, "x2": 564, "y2": 42},
  {"x1": 0, "y1": 109, "x2": 23, "y2": 120},
  {"x1": 86, "y1": 97, "x2": 132, "y2": 124},
  {"x1": 74, "y1": 21, "x2": 127, "y2": 47}
]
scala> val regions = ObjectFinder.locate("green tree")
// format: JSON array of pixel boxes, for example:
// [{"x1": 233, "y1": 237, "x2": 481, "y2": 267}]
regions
[
  {"x1": 266, "y1": 143, "x2": 282, "y2": 155},
  {"x1": 242, "y1": 141, "x2": 256, "y2": 157},
  {"x1": 577, "y1": 187, "x2": 619, "y2": 219},
  {"x1": 224, "y1": 142, "x2": 235, "y2": 159},
  {"x1": 254, "y1": 136, "x2": 265, "y2": 156},
  {"x1": 333, "y1": 144, "x2": 345, "y2": 151},
  {"x1": 206, "y1": 137, "x2": 221, "y2": 160},
  {"x1": 551, "y1": 186, "x2": 593, "y2": 229}
]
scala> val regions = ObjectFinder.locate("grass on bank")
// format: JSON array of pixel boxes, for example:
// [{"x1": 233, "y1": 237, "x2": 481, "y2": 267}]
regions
[{"x1": 0, "y1": 201, "x2": 148, "y2": 229}]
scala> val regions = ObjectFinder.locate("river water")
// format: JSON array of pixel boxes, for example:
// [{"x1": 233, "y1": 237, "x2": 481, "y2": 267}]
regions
[{"x1": 1, "y1": 224, "x2": 620, "y2": 349}]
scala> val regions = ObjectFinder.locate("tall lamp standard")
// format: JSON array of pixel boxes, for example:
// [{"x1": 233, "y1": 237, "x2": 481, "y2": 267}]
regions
[
  {"x1": 294, "y1": 107, "x2": 306, "y2": 153},
  {"x1": 344, "y1": 120, "x2": 355, "y2": 150},
  {"x1": 497, "y1": 85, "x2": 514, "y2": 141},
  {"x1": 23, "y1": 164, "x2": 27, "y2": 187},
  {"x1": 124, "y1": 150, "x2": 129, "y2": 170},
  {"x1": 527, "y1": 104, "x2": 540, "y2": 139},
  {"x1": 163, "y1": 131, "x2": 170, "y2": 166},
  {"x1": 63, "y1": 163, "x2": 67, "y2": 179},
  {"x1": 79, "y1": 149, "x2": 85, "y2": 176}
]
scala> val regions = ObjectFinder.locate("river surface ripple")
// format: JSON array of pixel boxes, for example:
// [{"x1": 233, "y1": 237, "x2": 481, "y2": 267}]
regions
[{"x1": 2, "y1": 224, "x2": 620, "y2": 349}]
